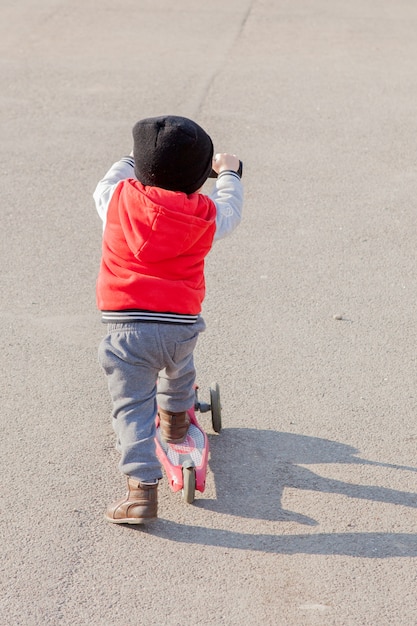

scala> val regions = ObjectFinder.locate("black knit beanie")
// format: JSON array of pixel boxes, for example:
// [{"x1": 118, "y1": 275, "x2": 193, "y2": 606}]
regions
[{"x1": 132, "y1": 115, "x2": 214, "y2": 194}]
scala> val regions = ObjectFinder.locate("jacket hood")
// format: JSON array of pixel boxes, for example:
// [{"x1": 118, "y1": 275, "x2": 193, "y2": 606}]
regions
[{"x1": 117, "y1": 180, "x2": 216, "y2": 263}]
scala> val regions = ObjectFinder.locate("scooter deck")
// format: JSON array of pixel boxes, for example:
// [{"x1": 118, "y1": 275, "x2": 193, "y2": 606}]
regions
[{"x1": 155, "y1": 410, "x2": 209, "y2": 493}]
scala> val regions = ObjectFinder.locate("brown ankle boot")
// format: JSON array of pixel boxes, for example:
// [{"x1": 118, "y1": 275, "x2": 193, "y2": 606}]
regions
[
  {"x1": 105, "y1": 478, "x2": 158, "y2": 524},
  {"x1": 158, "y1": 409, "x2": 190, "y2": 443}
]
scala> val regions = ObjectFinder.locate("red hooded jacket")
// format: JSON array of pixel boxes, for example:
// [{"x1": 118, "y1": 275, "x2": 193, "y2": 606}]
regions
[{"x1": 96, "y1": 179, "x2": 217, "y2": 315}]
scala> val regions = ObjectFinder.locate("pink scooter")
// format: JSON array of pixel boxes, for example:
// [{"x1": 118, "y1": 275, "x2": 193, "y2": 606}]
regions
[{"x1": 155, "y1": 384, "x2": 221, "y2": 503}]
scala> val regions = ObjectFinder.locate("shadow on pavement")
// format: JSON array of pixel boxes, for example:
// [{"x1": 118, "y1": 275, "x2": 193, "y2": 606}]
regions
[
  {"x1": 151, "y1": 523, "x2": 417, "y2": 559},
  {"x1": 130, "y1": 429, "x2": 417, "y2": 558},
  {"x1": 199, "y1": 428, "x2": 417, "y2": 524}
]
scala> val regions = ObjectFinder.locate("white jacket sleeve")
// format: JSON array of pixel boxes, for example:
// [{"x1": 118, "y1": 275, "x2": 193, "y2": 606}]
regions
[
  {"x1": 93, "y1": 157, "x2": 135, "y2": 229},
  {"x1": 210, "y1": 170, "x2": 244, "y2": 241}
]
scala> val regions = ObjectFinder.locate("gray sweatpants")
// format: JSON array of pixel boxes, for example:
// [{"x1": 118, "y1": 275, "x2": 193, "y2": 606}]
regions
[{"x1": 98, "y1": 317, "x2": 206, "y2": 482}]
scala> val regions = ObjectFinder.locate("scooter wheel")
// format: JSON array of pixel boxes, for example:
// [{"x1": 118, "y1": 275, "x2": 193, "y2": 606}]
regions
[
  {"x1": 182, "y1": 463, "x2": 196, "y2": 504},
  {"x1": 210, "y1": 382, "x2": 222, "y2": 433}
]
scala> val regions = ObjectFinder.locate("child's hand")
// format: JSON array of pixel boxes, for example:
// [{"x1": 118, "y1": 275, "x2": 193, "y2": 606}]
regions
[{"x1": 212, "y1": 153, "x2": 240, "y2": 175}]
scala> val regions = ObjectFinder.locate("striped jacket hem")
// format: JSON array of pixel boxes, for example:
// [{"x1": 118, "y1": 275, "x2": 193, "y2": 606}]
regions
[{"x1": 101, "y1": 310, "x2": 199, "y2": 324}]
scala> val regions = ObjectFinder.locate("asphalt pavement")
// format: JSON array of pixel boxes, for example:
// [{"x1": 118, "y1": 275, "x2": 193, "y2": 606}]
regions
[{"x1": 1, "y1": 1, "x2": 417, "y2": 624}]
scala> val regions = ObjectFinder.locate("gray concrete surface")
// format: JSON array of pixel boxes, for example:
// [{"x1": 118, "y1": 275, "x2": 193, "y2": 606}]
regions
[{"x1": 1, "y1": 1, "x2": 417, "y2": 624}]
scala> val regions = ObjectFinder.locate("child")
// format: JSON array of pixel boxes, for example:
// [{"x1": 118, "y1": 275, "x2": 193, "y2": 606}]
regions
[{"x1": 93, "y1": 115, "x2": 243, "y2": 524}]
